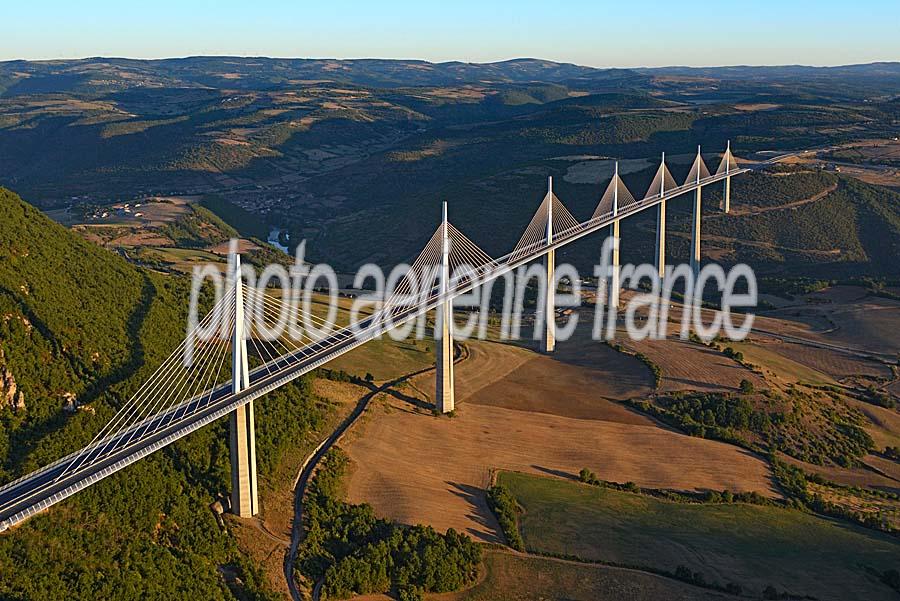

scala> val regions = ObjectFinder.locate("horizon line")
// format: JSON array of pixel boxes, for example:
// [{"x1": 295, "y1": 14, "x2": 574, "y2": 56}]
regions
[{"x1": 2, "y1": 55, "x2": 899, "y2": 71}]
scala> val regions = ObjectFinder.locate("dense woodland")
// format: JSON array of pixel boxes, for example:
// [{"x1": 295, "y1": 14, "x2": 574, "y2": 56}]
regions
[{"x1": 0, "y1": 188, "x2": 321, "y2": 599}]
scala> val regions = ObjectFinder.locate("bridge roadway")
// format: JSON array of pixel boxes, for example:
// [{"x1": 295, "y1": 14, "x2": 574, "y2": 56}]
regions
[{"x1": 0, "y1": 163, "x2": 761, "y2": 532}]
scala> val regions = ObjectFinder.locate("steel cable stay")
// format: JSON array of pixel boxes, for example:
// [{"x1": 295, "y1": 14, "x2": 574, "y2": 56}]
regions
[{"x1": 53, "y1": 292, "x2": 236, "y2": 482}]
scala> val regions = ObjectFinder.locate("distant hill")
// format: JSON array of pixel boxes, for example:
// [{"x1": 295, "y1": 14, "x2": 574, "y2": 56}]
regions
[
  {"x1": 1, "y1": 56, "x2": 899, "y2": 285},
  {"x1": 2, "y1": 55, "x2": 898, "y2": 208},
  {"x1": 2, "y1": 57, "x2": 898, "y2": 95},
  {"x1": 0, "y1": 57, "x2": 627, "y2": 94},
  {"x1": 702, "y1": 173, "x2": 900, "y2": 278},
  {"x1": 294, "y1": 160, "x2": 900, "y2": 281}
]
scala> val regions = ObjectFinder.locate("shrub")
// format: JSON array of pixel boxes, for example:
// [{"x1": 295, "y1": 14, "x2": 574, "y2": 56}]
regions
[
  {"x1": 397, "y1": 585, "x2": 424, "y2": 601},
  {"x1": 486, "y1": 484, "x2": 525, "y2": 551},
  {"x1": 578, "y1": 468, "x2": 599, "y2": 485}
]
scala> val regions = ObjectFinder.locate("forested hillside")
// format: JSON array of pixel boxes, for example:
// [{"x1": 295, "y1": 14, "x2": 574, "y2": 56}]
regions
[
  {"x1": 702, "y1": 173, "x2": 900, "y2": 277},
  {"x1": 0, "y1": 187, "x2": 320, "y2": 600}
]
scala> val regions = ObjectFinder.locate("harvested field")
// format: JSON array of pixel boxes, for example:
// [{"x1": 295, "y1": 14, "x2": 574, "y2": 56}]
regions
[
  {"x1": 845, "y1": 398, "x2": 900, "y2": 449},
  {"x1": 207, "y1": 238, "x2": 261, "y2": 255},
  {"x1": 454, "y1": 341, "x2": 534, "y2": 400},
  {"x1": 766, "y1": 340, "x2": 890, "y2": 379},
  {"x1": 110, "y1": 231, "x2": 173, "y2": 247},
  {"x1": 329, "y1": 337, "x2": 433, "y2": 381},
  {"x1": 757, "y1": 290, "x2": 900, "y2": 357},
  {"x1": 452, "y1": 340, "x2": 654, "y2": 421},
  {"x1": 730, "y1": 339, "x2": 834, "y2": 385},
  {"x1": 865, "y1": 454, "x2": 900, "y2": 483},
  {"x1": 801, "y1": 285, "x2": 870, "y2": 304},
  {"x1": 781, "y1": 454, "x2": 900, "y2": 493},
  {"x1": 819, "y1": 300, "x2": 900, "y2": 355},
  {"x1": 888, "y1": 380, "x2": 900, "y2": 397},
  {"x1": 344, "y1": 401, "x2": 779, "y2": 543},
  {"x1": 620, "y1": 337, "x2": 766, "y2": 392}
]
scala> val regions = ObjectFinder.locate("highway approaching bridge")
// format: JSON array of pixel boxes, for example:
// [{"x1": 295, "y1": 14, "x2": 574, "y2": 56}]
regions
[{"x1": 1, "y1": 144, "x2": 760, "y2": 531}]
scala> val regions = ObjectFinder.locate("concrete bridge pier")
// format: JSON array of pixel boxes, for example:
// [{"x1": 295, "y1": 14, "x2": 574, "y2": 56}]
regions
[
  {"x1": 655, "y1": 198, "x2": 667, "y2": 280},
  {"x1": 435, "y1": 201, "x2": 455, "y2": 414},
  {"x1": 654, "y1": 152, "x2": 668, "y2": 280},
  {"x1": 542, "y1": 177, "x2": 556, "y2": 353},
  {"x1": 723, "y1": 140, "x2": 732, "y2": 213},
  {"x1": 229, "y1": 255, "x2": 258, "y2": 517},
  {"x1": 608, "y1": 219, "x2": 620, "y2": 308},
  {"x1": 689, "y1": 145, "x2": 706, "y2": 279},
  {"x1": 690, "y1": 185, "x2": 702, "y2": 279},
  {"x1": 723, "y1": 175, "x2": 731, "y2": 214}
]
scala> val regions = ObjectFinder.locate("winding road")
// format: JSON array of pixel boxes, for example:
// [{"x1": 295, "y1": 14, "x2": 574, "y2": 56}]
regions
[{"x1": 282, "y1": 361, "x2": 450, "y2": 600}]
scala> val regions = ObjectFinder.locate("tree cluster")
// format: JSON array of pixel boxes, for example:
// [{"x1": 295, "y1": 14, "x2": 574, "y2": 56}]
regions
[{"x1": 298, "y1": 449, "x2": 481, "y2": 599}]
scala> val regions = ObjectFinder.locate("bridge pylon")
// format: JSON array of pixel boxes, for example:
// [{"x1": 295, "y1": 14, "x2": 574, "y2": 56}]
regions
[
  {"x1": 542, "y1": 176, "x2": 556, "y2": 353},
  {"x1": 435, "y1": 201, "x2": 455, "y2": 414},
  {"x1": 229, "y1": 254, "x2": 259, "y2": 517},
  {"x1": 689, "y1": 146, "x2": 704, "y2": 279},
  {"x1": 608, "y1": 162, "x2": 621, "y2": 309},
  {"x1": 718, "y1": 140, "x2": 736, "y2": 214},
  {"x1": 653, "y1": 152, "x2": 668, "y2": 280}
]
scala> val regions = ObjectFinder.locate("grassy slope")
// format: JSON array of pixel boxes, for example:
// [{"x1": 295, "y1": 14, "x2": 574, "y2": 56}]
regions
[{"x1": 500, "y1": 471, "x2": 900, "y2": 601}]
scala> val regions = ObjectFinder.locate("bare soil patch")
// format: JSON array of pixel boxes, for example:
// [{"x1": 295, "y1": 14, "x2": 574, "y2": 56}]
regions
[
  {"x1": 734, "y1": 103, "x2": 780, "y2": 111},
  {"x1": 110, "y1": 230, "x2": 173, "y2": 247},
  {"x1": 207, "y1": 238, "x2": 261, "y2": 255}
]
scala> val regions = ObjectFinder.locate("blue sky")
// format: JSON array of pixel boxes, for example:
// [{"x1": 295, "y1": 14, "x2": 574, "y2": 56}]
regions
[{"x1": 4, "y1": 0, "x2": 899, "y2": 66}]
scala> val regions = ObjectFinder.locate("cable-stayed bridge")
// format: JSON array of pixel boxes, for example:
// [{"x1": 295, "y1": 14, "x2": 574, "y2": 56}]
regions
[{"x1": 0, "y1": 144, "x2": 760, "y2": 531}]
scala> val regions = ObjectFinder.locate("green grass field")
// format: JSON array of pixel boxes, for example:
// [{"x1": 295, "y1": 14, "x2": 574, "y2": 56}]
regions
[
  {"x1": 499, "y1": 471, "x2": 900, "y2": 601},
  {"x1": 328, "y1": 337, "x2": 434, "y2": 381},
  {"x1": 448, "y1": 551, "x2": 729, "y2": 601}
]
